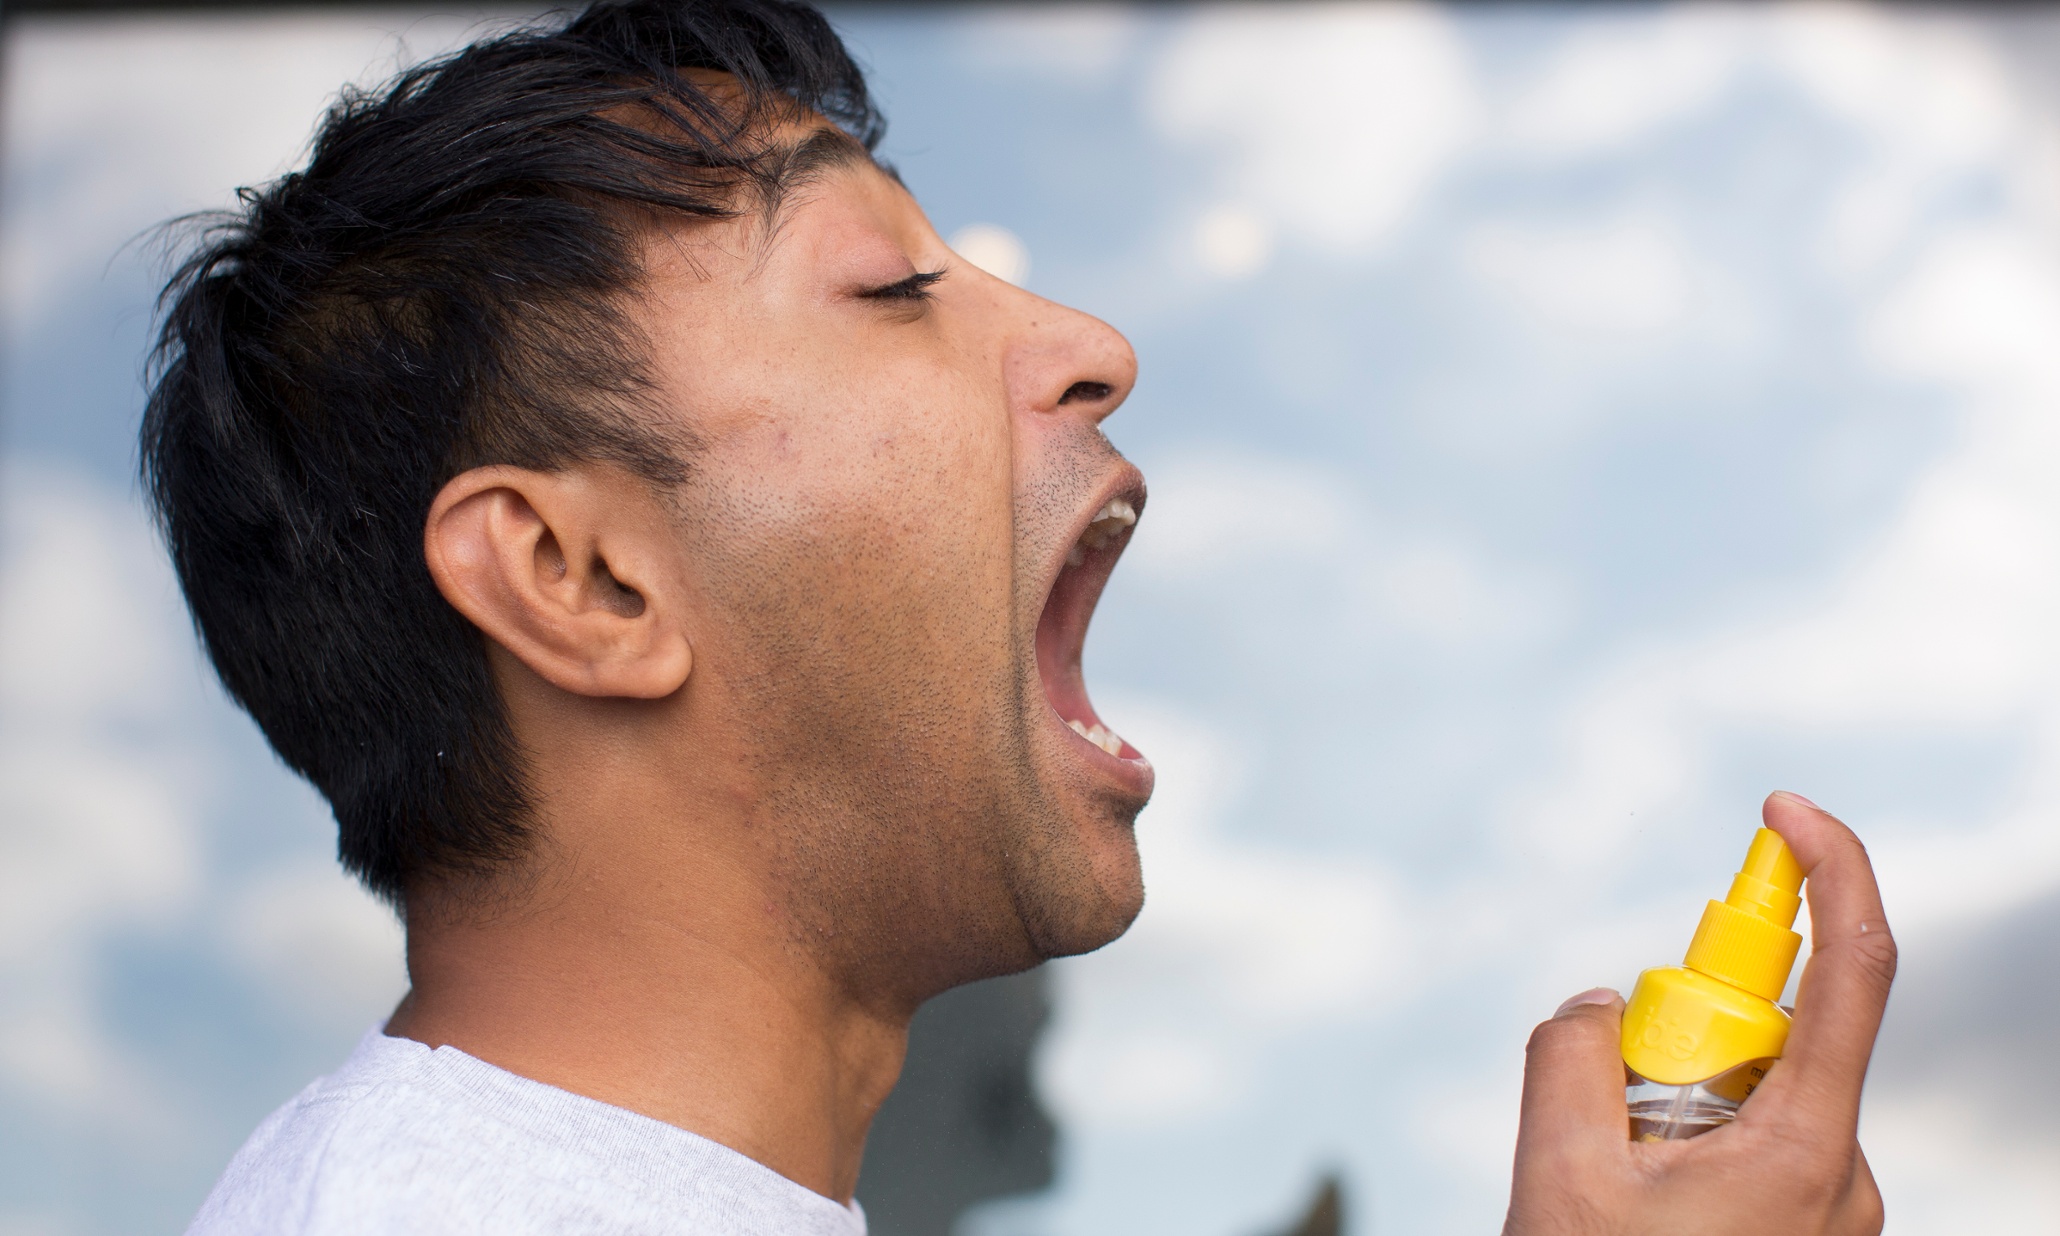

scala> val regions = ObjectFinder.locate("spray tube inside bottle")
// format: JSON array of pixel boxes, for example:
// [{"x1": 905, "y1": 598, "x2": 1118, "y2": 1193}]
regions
[{"x1": 1621, "y1": 828, "x2": 1805, "y2": 1141}]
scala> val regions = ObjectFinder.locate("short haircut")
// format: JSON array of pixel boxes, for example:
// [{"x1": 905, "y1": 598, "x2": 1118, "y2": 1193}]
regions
[{"x1": 141, "y1": 0, "x2": 885, "y2": 905}]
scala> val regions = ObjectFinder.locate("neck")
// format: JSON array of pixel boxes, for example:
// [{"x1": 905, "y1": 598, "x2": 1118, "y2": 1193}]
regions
[{"x1": 385, "y1": 825, "x2": 910, "y2": 1204}]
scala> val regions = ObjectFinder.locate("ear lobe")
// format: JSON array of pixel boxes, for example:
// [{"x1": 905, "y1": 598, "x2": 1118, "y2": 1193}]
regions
[{"x1": 424, "y1": 466, "x2": 692, "y2": 700}]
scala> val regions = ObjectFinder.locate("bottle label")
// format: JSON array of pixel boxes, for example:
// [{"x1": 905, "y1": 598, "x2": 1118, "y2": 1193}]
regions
[{"x1": 1699, "y1": 1056, "x2": 1772, "y2": 1103}]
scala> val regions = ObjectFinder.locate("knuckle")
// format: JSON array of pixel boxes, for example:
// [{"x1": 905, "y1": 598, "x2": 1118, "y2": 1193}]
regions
[
  {"x1": 1764, "y1": 1126, "x2": 1867, "y2": 1211},
  {"x1": 1840, "y1": 1150, "x2": 1887, "y2": 1236},
  {"x1": 1844, "y1": 1188, "x2": 1886, "y2": 1236},
  {"x1": 1816, "y1": 822, "x2": 1870, "y2": 870},
  {"x1": 1524, "y1": 1018, "x2": 1566, "y2": 1056},
  {"x1": 1844, "y1": 926, "x2": 1899, "y2": 986},
  {"x1": 1524, "y1": 1014, "x2": 1601, "y2": 1059}
]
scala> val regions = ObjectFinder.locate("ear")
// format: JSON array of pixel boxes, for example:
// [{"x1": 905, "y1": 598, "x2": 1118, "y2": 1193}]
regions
[{"x1": 423, "y1": 464, "x2": 692, "y2": 699}]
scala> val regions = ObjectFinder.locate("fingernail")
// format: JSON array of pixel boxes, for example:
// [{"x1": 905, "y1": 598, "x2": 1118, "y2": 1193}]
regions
[
  {"x1": 1555, "y1": 987, "x2": 1619, "y2": 1016},
  {"x1": 1774, "y1": 790, "x2": 1822, "y2": 811}
]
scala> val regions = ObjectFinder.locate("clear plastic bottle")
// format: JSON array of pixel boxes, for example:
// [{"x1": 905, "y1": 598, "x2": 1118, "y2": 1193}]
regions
[
  {"x1": 1620, "y1": 828, "x2": 1805, "y2": 1142},
  {"x1": 1626, "y1": 1056, "x2": 1773, "y2": 1141}
]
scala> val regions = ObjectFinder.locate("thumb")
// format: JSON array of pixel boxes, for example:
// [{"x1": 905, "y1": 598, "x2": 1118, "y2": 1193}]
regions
[{"x1": 1516, "y1": 989, "x2": 1630, "y2": 1153}]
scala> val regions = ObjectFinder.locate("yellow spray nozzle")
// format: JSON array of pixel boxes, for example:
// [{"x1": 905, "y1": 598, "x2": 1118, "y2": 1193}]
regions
[
  {"x1": 1682, "y1": 828, "x2": 1805, "y2": 1001},
  {"x1": 1723, "y1": 828, "x2": 1804, "y2": 927}
]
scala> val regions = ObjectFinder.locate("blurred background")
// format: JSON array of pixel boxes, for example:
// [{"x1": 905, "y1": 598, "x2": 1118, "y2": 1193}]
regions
[{"x1": 4, "y1": 1, "x2": 2059, "y2": 1233}]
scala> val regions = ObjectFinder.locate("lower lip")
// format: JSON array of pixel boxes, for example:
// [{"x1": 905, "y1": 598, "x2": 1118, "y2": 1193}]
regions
[{"x1": 1055, "y1": 712, "x2": 1154, "y2": 793}]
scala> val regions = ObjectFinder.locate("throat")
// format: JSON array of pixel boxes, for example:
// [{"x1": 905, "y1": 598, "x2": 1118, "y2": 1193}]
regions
[{"x1": 390, "y1": 873, "x2": 908, "y2": 1206}]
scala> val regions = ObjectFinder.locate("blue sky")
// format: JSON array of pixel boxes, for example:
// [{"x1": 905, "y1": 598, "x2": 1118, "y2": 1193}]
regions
[{"x1": 3, "y1": 4, "x2": 2058, "y2": 1234}]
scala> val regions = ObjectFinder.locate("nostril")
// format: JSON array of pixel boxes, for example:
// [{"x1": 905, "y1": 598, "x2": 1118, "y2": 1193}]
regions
[{"x1": 1058, "y1": 381, "x2": 1112, "y2": 406}]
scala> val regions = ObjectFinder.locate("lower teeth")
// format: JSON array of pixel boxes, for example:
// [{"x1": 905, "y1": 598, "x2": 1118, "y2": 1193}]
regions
[{"x1": 1067, "y1": 717, "x2": 1124, "y2": 755}]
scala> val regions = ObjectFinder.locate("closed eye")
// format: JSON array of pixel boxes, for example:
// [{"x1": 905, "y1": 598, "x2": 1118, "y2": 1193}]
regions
[{"x1": 860, "y1": 269, "x2": 946, "y2": 303}]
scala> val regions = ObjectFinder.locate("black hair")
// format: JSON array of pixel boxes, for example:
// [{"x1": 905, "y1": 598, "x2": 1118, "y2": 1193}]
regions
[{"x1": 140, "y1": 0, "x2": 884, "y2": 905}]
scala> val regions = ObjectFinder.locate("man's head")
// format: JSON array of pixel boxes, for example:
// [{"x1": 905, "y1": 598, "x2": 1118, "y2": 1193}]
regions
[{"x1": 145, "y1": 0, "x2": 1150, "y2": 1005}]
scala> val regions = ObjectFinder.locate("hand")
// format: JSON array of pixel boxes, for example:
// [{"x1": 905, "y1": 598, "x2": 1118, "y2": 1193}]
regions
[{"x1": 1504, "y1": 792, "x2": 1896, "y2": 1236}]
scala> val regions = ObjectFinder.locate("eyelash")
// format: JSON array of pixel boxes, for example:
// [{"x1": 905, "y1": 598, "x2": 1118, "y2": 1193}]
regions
[{"x1": 861, "y1": 270, "x2": 946, "y2": 303}]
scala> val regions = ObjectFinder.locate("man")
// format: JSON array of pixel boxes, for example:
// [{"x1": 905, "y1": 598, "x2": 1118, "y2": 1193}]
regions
[{"x1": 144, "y1": 1, "x2": 1896, "y2": 1232}]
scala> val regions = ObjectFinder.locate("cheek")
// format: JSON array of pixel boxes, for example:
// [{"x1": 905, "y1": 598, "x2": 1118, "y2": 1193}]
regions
[
  {"x1": 685, "y1": 382, "x2": 1018, "y2": 694},
  {"x1": 655, "y1": 291, "x2": 1021, "y2": 706},
  {"x1": 743, "y1": 359, "x2": 1013, "y2": 579}
]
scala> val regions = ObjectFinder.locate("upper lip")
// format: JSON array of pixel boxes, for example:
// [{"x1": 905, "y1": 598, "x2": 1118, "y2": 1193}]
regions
[{"x1": 1047, "y1": 466, "x2": 1147, "y2": 588}]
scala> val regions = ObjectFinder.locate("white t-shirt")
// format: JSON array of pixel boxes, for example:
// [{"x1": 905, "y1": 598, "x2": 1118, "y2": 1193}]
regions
[{"x1": 187, "y1": 1027, "x2": 868, "y2": 1236}]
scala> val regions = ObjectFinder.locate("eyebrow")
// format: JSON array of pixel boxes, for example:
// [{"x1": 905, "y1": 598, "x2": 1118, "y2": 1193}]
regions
[
  {"x1": 744, "y1": 125, "x2": 904, "y2": 267},
  {"x1": 760, "y1": 126, "x2": 886, "y2": 223},
  {"x1": 778, "y1": 126, "x2": 876, "y2": 185}
]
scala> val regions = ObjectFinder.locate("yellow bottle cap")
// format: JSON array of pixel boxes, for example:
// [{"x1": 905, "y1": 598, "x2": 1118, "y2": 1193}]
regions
[
  {"x1": 1681, "y1": 828, "x2": 1804, "y2": 1001},
  {"x1": 1622, "y1": 828, "x2": 1806, "y2": 1085}
]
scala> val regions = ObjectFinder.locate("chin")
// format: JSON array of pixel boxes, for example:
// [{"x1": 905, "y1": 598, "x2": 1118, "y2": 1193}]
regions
[
  {"x1": 1014, "y1": 793, "x2": 1148, "y2": 961},
  {"x1": 1045, "y1": 881, "x2": 1145, "y2": 959}
]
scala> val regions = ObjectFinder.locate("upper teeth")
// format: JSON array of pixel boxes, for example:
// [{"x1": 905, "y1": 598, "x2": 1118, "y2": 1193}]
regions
[
  {"x1": 1072, "y1": 498, "x2": 1138, "y2": 561},
  {"x1": 1068, "y1": 717, "x2": 1125, "y2": 755}
]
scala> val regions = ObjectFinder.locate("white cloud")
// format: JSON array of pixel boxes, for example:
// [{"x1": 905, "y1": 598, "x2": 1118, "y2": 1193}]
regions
[
  {"x1": 1501, "y1": 7, "x2": 1748, "y2": 160},
  {"x1": 950, "y1": 223, "x2": 1032, "y2": 286},
  {"x1": 1041, "y1": 701, "x2": 1407, "y2": 1133},
  {"x1": 1865, "y1": 1090, "x2": 2060, "y2": 1236},
  {"x1": 1775, "y1": 6, "x2": 2015, "y2": 166},
  {"x1": 0, "y1": 17, "x2": 533, "y2": 1115},
  {"x1": 1130, "y1": 450, "x2": 1357, "y2": 575},
  {"x1": 0, "y1": 461, "x2": 402, "y2": 1121},
  {"x1": 1411, "y1": 1065, "x2": 1524, "y2": 1195},
  {"x1": 1119, "y1": 705, "x2": 1406, "y2": 1023},
  {"x1": 219, "y1": 867, "x2": 406, "y2": 1027},
  {"x1": 1042, "y1": 1027, "x2": 1242, "y2": 1132},
  {"x1": 0, "y1": 463, "x2": 203, "y2": 1120},
  {"x1": 1146, "y1": 3, "x2": 1477, "y2": 253},
  {"x1": 1130, "y1": 447, "x2": 1569, "y2": 651},
  {"x1": 1395, "y1": 19, "x2": 2060, "y2": 1219},
  {"x1": 1192, "y1": 205, "x2": 1274, "y2": 279},
  {"x1": 948, "y1": 4, "x2": 1143, "y2": 86},
  {"x1": 1773, "y1": 6, "x2": 2021, "y2": 279},
  {"x1": 1498, "y1": 218, "x2": 2060, "y2": 934},
  {"x1": 1463, "y1": 210, "x2": 1698, "y2": 338},
  {"x1": 1868, "y1": 227, "x2": 2060, "y2": 393},
  {"x1": 0, "y1": 467, "x2": 187, "y2": 723},
  {"x1": 0, "y1": 12, "x2": 508, "y2": 328},
  {"x1": 1498, "y1": 6, "x2": 2026, "y2": 280}
]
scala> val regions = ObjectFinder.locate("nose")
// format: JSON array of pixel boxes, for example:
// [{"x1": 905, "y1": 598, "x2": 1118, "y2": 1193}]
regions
[{"x1": 1001, "y1": 288, "x2": 1138, "y2": 426}]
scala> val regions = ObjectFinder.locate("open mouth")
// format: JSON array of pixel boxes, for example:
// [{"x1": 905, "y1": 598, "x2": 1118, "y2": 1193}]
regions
[{"x1": 1035, "y1": 488, "x2": 1146, "y2": 765}]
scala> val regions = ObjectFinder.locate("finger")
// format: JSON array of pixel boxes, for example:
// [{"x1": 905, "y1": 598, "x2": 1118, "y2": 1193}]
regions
[
  {"x1": 1753, "y1": 792, "x2": 1896, "y2": 1138},
  {"x1": 1515, "y1": 989, "x2": 1629, "y2": 1155}
]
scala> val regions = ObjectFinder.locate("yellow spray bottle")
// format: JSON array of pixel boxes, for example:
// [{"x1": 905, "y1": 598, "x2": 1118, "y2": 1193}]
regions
[{"x1": 1622, "y1": 827, "x2": 1805, "y2": 1141}]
